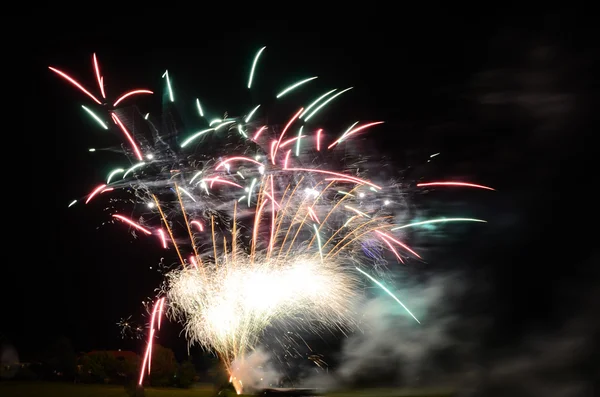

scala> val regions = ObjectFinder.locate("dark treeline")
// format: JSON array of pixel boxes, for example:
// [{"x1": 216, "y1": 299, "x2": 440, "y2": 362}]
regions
[{"x1": 0, "y1": 336, "x2": 228, "y2": 391}]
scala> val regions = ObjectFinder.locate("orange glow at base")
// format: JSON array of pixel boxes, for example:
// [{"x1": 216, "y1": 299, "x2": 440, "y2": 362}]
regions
[{"x1": 229, "y1": 374, "x2": 243, "y2": 395}]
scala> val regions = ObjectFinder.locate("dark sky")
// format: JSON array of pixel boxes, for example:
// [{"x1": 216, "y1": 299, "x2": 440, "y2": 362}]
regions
[{"x1": 9, "y1": 9, "x2": 597, "y2": 364}]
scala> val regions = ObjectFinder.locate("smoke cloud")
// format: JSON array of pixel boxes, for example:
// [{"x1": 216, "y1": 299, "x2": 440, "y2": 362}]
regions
[
  {"x1": 300, "y1": 272, "x2": 476, "y2": 390},
  {"x1": 230, "y1": 347, "x2": 282, "y2": 392},
  {"x1": 297, "y1": 269, "x2": 598, "y2": 397}
]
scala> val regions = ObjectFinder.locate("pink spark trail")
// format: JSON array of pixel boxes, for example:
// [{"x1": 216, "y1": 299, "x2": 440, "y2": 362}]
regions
[
  {"x1": 112, "y1": 214, "x2": 152, "y2": 235},
  {"x1": 157, "y1": 229, "x2": 168, "y2": 248},
  {"x1": 376, "y1": 231, "x2": 421, "y2": 259},
  {"x1": 273, "y1": 108, "x2": 303, "y2": 163},
  {"x1": 316, "y1": 128, "x2": 322, "y2": 151},
  {"x1": 253, "y1": 125, "x2": 268, "y2": 140},
  {"x1": 113, "y1": 89, "x2": 154, "y2": 107},
  {"x1": 216, "y1": 156, "x2": 264, "y2": 170},
  {"x1": 48, "y1": 67, "x2": 102, "y2": 105},
  {"x1": 85, "y1": 184, "x2": 107, "y2": 204},
  {"x1": 417, "y1": 181, "x2": 495, "y2": 191},
  {"x1": 138, "y1": 298, "x2": 165, "y2": 385},
  {"x1": 328, "y1": 121, "x2": 384, "y2": 149},
  {"x1": 190, "y1": 221, "x2": 204, "y2": 232},
  {"x1": 92, "y1": 53, "x2": 106, "y2": 99},
  {"x1": 111, "y1": 113, "x2": 144, "y2": 161}
]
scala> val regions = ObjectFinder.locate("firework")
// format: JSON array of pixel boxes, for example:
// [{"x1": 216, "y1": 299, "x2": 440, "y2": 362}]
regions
[
  {"x1": 166, "y1": 252, "x2": 359, "y2": 369},
  {"x1": 52, "y1": 47, "x2": 493, "y2": 393},
  {"x1": 117, "y1": 316, "x2": 144, "y2": 340}
]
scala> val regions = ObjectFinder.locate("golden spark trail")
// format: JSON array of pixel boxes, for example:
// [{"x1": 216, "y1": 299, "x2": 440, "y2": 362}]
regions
[
  {"x1": 278, "y1": 179, "x2": 326, "y2": 260},
  {"x1": 307, "y1": 184, "x2": 361, "y2": 248},
  {"x1": 282, "y1": 181, "x2": 333, "y2": 261},
  {"x1": 174, "y1": 183, "x2": 200, "y2": 262},
  {"x1": 273, "y1": 180, "x2": 303, "y2": 259},
  {"x1": 252, "y1": 195, "x2": 269, "y2": 261},
  {"x1": 232, "y1": 201, "x2": 238, "y2": 262},
  {"x1": 283, "y1": 212, "x2": 312, "y2": 263},
  {"x1": 251, "y1": 179, "x2": 266, "y2": 262},
  {"x1": 152, "y1": 194, "x2": 185, "y2": 267},
  {"x1": 270, "y1": 183, "x2": 292, "y2": 255},
  {"x1": 327, "y1": 222, "x2": 394, "y2": 259},
  {"x1": 279, "y1": 194, "x2": 311, "y2": 261},
  {"x1": 211, "y1": 216, "x2": 218, "y2": 267}
]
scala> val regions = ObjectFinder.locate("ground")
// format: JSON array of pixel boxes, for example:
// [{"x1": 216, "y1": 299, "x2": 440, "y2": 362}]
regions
[
  {"x1": 0, "y1": 382, "x2": 454, "y2": 396},
  {"x1": 0, "y1": 382, "x2": 215, "y2": 397}
]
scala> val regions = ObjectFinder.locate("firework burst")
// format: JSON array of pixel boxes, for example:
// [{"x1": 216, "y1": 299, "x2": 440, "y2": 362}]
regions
[{"x1": 52, "y1": 47, "x2": 493, "y2": 393}]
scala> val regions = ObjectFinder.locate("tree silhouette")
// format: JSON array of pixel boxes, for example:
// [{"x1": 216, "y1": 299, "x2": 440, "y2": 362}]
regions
[
  {"x1": 148, "y1": 344, "x2": 177, "y2": 387},
  {"x1": 42, "y1": 336, "x2": 76, "y2": 379}
]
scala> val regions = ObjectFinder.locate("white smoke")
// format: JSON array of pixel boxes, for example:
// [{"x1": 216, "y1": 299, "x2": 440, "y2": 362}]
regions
[
  {"x1": 320, "y1": 272, "x2": 473, "y2": 390},
  {"x1": 229, "y1": 347, "x2": 282, "y2": 393},
  {"x1": 296, "y1": 269, "x2": 598, "y2": 397}
]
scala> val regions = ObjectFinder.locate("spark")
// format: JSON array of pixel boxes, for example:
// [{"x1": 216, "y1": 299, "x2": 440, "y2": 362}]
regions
[
  {"x1": 106, "y1": 168, "x2": 125, "y2": 184},
  {"x1": 162, "y1": 70, "x2": 174, "y2": 102},
  {"x1": 111, "y1": 114, "x2": 144, "y2": 161},
  {"x1": 417, "y1": 181, "x2": 495, "y2": 191},
  {"x1": 244, "y1": 105, "x2": 261, "y2": 123},
  {"x1": 92, "y1": 53, "x2": 106, "y2": 98},
  {"x1": 316, "y1": 128, "x2": 322, "y2": 151},
  {"x1": 304, "y1": 87, "x2": 353, "y2": 122},
  {"x1": 247, "y1": 46, "x2": 266, "y2": 89},
  {"x1": 276, "y1": 77, "x2": 318, "y2": 98},
  {"x1": 355, "y1": 267, "x2": 420, "y2": 324},
  {"x1": 181, "y1": 128, "x2": 215, "y2": 148},
  {"x1": 112, "y1": 214, "x2": 152, "y2": 235},
  {"x1": 48, "y1": 66, "x2": 102, "y2": 104},
  {"x1": 216, "y1": 121, "x2": 235, "y2": 131},
  {"x1": 253, "y1": 126, "x2": 268, "y2": 141},
  {"x1": 196, "y1": 99, "x2": 204, "y2": 117},
  {"x1": 391, "y1": 218, "x2": 487, "y2": 230},
  {"x1": 328, "y1": 121, "x2": 385, "y2": 149},
  {"x1": 189, "y1": 171, "x2": 203, "y2": 185},
  {"x1": 81, "y1": 105, "x2": 108, "y2": 129},
  {"x1": 299, "y1": 89, "x2": 337, "y2": 119},
  {"x1": 85, "y1": 184, "x2": 107, "y2": 204},
  {"x1": 113, "y1": 89, "x2": 153, "y2": 107},
  {"x1": 123, "y1": 162, "x2": 146, "y2": 179}
]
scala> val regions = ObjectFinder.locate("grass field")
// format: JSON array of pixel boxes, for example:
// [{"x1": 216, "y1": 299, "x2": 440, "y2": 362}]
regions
[
  {"x1": 327, "y1": 388, "x2": 454, "y2": 397},
  {"x1": 0, "y1": 382, "x2": 216, "y2": 397},
  {"x1": 0, "y1": 382, "x2": 455, "y2": 397}
]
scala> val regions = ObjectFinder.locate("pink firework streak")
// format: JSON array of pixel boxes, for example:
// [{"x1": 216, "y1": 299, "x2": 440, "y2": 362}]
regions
[
  {"x1": 50, "y1": 53, "x2": 152, "y2": 161},
  {"x1": 139, "y1": 298, "x2": 165, "y2": 385}
]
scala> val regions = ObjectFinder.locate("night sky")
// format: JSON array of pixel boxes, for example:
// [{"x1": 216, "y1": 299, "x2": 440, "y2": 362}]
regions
[{"x1": 10, "y1": 9, "x2": 597, "y2": 374}]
